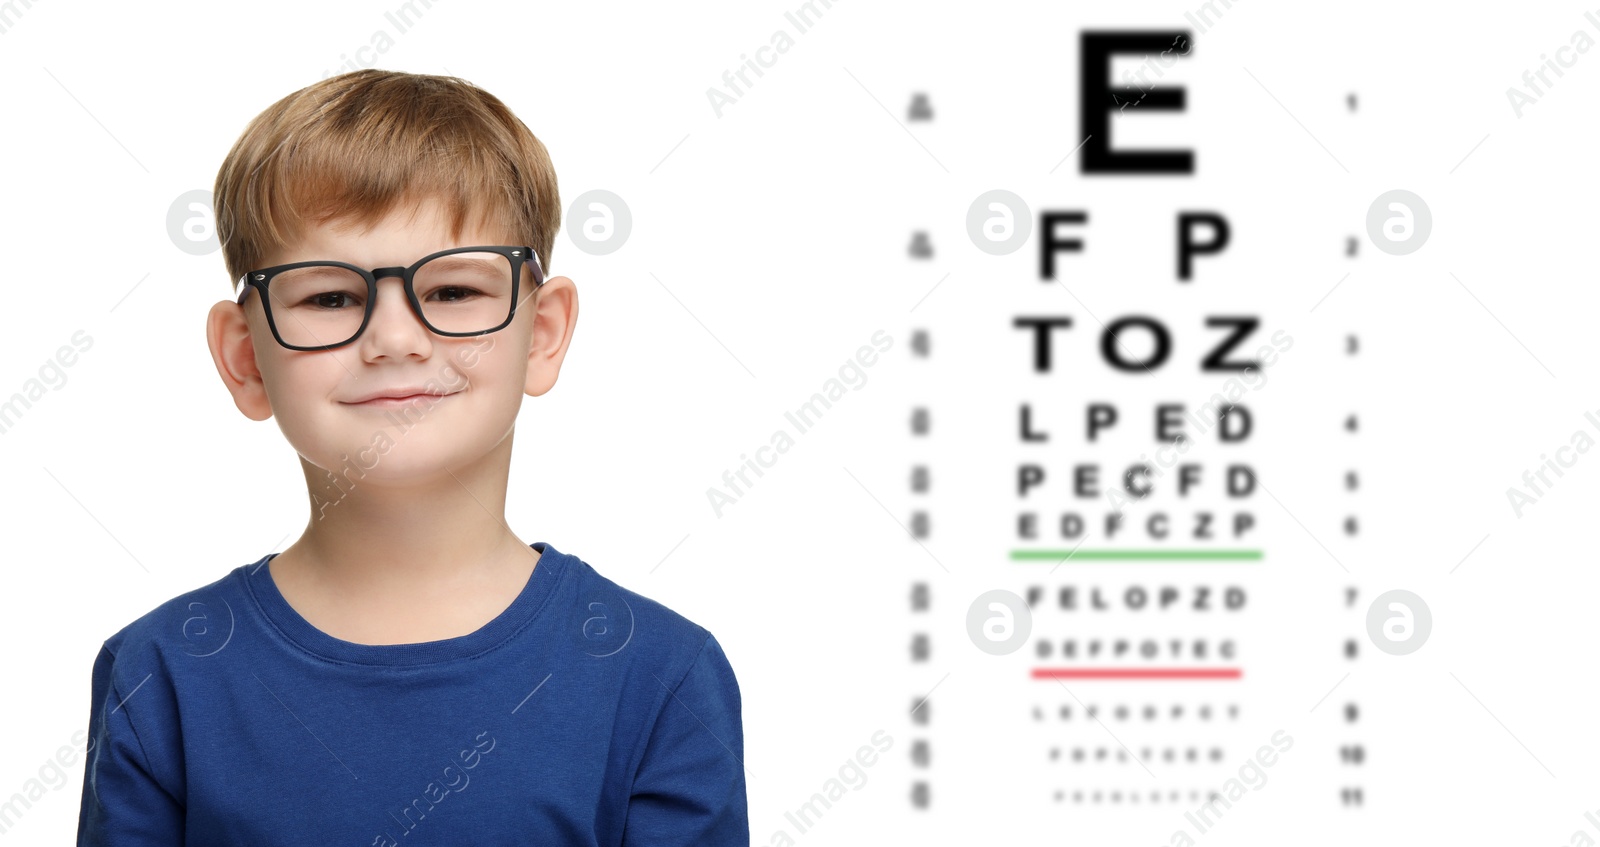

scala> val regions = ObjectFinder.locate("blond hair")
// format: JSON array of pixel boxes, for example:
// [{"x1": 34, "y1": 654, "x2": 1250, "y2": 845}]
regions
[{"x1": 213, "y1": 69, "x2": 559, "y2": 291}]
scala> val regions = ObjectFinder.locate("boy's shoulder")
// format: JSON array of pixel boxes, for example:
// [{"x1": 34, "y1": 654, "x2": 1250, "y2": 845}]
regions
[
  {"x1": 90, "y1": 542, "x2": 727, "y2": 690},
  {"x1": 84, "y1": 564, "x2": 245, "y2": 741},
  {"x1": 552, "y1": 544, "x2": 727, "y2": 689},
  {"x1": 96, "y1": 563, "x2": 245, "y2": 667}
]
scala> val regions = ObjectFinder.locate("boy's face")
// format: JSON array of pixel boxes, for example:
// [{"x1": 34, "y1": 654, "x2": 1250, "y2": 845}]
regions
[{"x1": 206, "y1": 195, "x2": 576, "y2": 484}]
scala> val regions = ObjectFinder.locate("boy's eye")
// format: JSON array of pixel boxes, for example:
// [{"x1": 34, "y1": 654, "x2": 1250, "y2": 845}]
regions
[
  {"x1": 302, "y1": 291, "x2": 361, "y2": 310},
  {"x1": 425, "y1": 286, "x2": 484, "y2": 303},
  {"x1": 275, "y1": 266, "x2": 366, "y2": 311},
  {"x1": 414, "y1": 255, "x2": 511, "y2": 305}
]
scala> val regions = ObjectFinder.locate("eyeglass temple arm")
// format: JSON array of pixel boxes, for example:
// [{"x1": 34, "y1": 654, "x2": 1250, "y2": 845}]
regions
[{"x1": 520, "y1": 248, "x2": 545, "y2": 287}]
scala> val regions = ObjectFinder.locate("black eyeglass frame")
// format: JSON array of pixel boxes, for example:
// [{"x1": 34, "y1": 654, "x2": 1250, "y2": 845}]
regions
[{"x1": 234, "y1": 244, "x2": 545, "y2": 352}]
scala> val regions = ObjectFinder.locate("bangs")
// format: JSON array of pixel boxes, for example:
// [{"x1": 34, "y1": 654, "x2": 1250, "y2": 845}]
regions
[{"x1": 215, "y1": 71, "x2": 558, "y2": 288}]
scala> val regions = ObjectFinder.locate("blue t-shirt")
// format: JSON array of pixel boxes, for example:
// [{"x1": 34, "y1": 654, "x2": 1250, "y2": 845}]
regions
[{"x1": 76, "y1": 541, "x2": 748, "y2": 846}]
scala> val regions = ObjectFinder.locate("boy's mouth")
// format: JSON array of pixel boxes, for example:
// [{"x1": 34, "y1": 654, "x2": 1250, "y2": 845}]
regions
[{"x1": 341, "y1": 390, "x2": 460, "y2": 408}]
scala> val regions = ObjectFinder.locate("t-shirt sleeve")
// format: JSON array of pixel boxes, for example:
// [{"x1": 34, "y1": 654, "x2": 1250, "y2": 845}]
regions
[
  {"x1": 77, "y1": 643, "x2": 184, "y2": 846},
  {"x1": 622, "y1": 633, "x2": 749, "y2": 847}
]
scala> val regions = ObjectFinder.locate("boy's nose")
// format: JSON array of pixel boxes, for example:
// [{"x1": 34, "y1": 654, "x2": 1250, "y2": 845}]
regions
[{"x1": 359, "y1": 276, "x2": 432, "y2": 353}]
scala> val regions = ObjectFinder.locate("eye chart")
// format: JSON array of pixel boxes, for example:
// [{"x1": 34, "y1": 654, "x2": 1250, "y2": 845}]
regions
[{"x1": 830, "y1": 3, "x2": 1599, "y2": 846}]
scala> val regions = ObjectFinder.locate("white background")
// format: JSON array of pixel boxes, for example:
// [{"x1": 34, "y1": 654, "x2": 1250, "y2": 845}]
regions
[{"x1": 2, "y1": 0, "x2": 1598, "y2": 843}]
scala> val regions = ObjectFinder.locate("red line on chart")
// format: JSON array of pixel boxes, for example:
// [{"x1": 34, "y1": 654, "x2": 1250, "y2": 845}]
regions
[{"x1": 1031, "y1": 668, "x2": 1242, "y2": 680}]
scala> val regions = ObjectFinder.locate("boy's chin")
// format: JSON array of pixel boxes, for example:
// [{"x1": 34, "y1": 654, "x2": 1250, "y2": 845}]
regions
[{"x1": 300, "y1": 439, "x2": 490, "y2": 479}]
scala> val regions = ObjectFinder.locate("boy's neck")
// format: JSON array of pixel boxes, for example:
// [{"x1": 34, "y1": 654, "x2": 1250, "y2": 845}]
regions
[
  {"x1": 266, "y1": 529, "x2": 539, "y2": 646},
  {"x1": 279, "y1": 431, "x2": 532, "y2": 594}
]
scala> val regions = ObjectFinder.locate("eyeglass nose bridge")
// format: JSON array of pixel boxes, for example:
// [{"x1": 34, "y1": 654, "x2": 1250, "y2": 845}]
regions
[{"x1": 361, "y1": 266, "x2": 430, "y2": 330}]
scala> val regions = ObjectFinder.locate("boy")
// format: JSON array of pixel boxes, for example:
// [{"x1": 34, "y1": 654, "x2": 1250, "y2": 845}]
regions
[{"x1": 76, "y1": 69, "x2": 748, "y2": 845}]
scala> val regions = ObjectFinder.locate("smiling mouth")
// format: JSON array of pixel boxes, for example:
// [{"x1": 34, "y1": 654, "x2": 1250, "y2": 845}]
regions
[{"x1": 343, "y1": 392, "x2": 459, "y2": 408}]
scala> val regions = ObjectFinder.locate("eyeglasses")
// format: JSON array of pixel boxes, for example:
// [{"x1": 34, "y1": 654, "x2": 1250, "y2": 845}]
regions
[{"x1": 235, "y1": 245, "x2": 544, "y2": 351}]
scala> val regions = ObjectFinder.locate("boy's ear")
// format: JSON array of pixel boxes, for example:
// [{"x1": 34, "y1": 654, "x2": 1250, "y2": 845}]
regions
[
  {"x1": 206, "y1": 300, "x2": 274, "y2": 421},
  {"x1": 525, "y1": 276, "x2": 578, "y2": 398}
]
